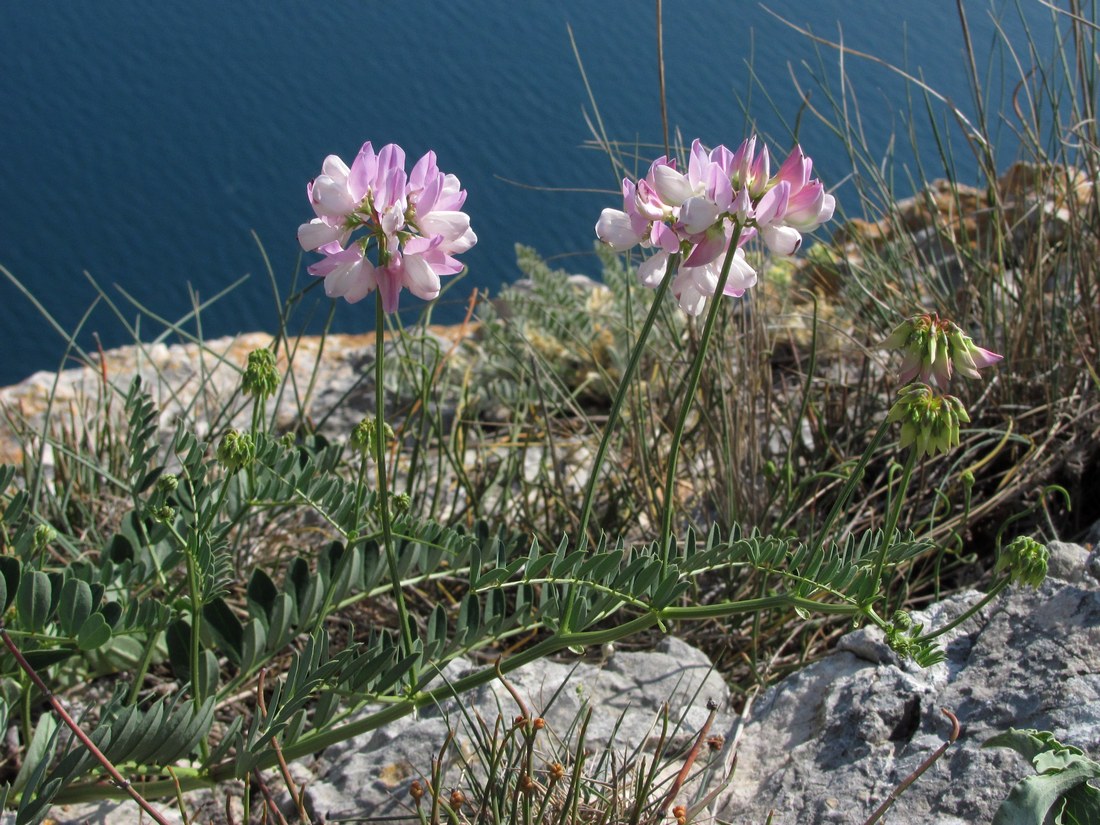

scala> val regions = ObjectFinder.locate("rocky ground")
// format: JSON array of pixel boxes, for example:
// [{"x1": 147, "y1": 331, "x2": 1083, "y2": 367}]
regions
[{"x1": 39, "y1": 538, "x2": 1098, "y2": 825}]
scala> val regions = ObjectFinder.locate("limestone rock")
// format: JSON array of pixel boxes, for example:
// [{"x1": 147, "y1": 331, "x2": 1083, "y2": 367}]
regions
[
  {"x1": 303, "y1": 636, "x2": 731, "y2": 822},
  {"x1": 717, "y1": 542, "x2": 1100, "y2": 824}
]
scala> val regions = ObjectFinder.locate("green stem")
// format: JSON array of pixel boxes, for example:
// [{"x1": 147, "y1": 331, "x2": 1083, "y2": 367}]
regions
[
  {"x1": 871, "y1": 447, "x2": 918, "y2": 588},
  {"x1": 375, "y1": 292, "x2": 417, "y2": 687},
  {"x1": 576, "y1": 253, "x2": 680, "y2": 543},
  {"x1": 49, "y1": 591, "x2": 866, "y2": 805},
  {"x1": 184, "y1": 533, "x2": 204, "y2": 709},
  {"x1": 659, "y1": 227, "x2": 744, "y2": 551},
  {"x1": 811, "y1": 417, "x2": 892, "y2": 553},
  {"x1": 915, "y1": 576, "x2": 1010, "y2": 643}
]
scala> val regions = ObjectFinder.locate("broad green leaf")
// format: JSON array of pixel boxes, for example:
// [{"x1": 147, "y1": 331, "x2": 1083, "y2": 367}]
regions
[
  {"x1": 76, "y1": 613, "x2": 112, "y2": 651},
  {"x1": 0, "y1": 556, "x2": 21, "y2": 610},
  {"x1": 58, "y1": 579, "x2": 93, "y2": 637},
  {"x1": 993, "y1": 764, "x2": 1100, "y2": 825},
  {"x1": 240, "y1": 618, "x2": 267, "y2": 675},
  {"x1": 203, "y1": 597, "x2": 244, "y2": 664},
  {"x1": 246, "y1": 568, "x2": 278, "y2": 626},
  {"x1": 12, "y1": 713, "x2": 58, "y2": 793},
  {"x1": 16, "y1": 571, "x2": 52, "y2": 632},
  {"x1": 23, "y1": 649, "x2": 73, "y2": 670}
]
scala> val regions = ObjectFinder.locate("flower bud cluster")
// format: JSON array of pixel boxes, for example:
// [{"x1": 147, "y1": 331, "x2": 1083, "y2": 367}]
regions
[
  {"x1": 299, "y1": 143, "x2": 477, "y2": 312},
  {"x1": 217, "y1": 429, "x2": 255, "y2": 474},
  {"x1": 242, "y1": 348, "x2": 280, "y2": 400},
  {"x1": 883, "y1": 313, "x2": 1003, "y2": 390},
  {"x1": 995, "y1": 536, "x2": 1048, "y2": 588},
  {"x1": 886, "y1": 384, "x2": 970, "y2": 458},
  {"x1": 351, "y1": 418, "x2": 395, "y2": 458},
  {"x1": 595, "y1": 137, "x2": 834, "y2": 315}
]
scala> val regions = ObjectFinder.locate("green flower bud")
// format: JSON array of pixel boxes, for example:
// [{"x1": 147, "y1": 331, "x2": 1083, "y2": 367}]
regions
[
  {"x1": 217, "y1": 429, "x2": 255, "y2": 473},
  {"x1": 891, "y1": 610, "x2": 913, "y2": 632},
  {"x1": 351, "y1": 418, "x2": 395, "y2": 458},
  {"x1": 887, "y1": 384, "x2": 970, "y2": 458},
  {"x1": 391, "y1": 492, "x2": 412, "y2": 515},
  {"x1": 996, "y1": 536, "x2": 1048, "y2": 588},
  {"x1": 156, "y1": 473, "x2": 179, "y2": 494},
  {"x1": 242, "y1": 348, "x2": 280, "y2": 400},
  {"x1": 763, "y1": 460, "x2": 778, "y2": 480},
  {"x1": 151, "y1": 505, "x2": 176, "y2": 523},
  {"x1": 960, "y1": 469, "x2": 976, "y2": 489},
  {"x1": 33, "y1": 524, "x2": 57, "y2": 550}
]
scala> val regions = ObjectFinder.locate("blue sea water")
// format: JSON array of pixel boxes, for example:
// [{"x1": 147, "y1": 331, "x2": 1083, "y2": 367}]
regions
[{"x1": 0, "y1": 1, "x2": 1059, "y2": 386}]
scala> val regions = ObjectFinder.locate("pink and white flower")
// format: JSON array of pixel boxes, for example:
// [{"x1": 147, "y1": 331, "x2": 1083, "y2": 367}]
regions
[
  {"x1": 595, "y1": 135, "x2": 832, "y2": 315},
  {"x1": 299, "y1": 142, "x2": 476, "y2": 311}
]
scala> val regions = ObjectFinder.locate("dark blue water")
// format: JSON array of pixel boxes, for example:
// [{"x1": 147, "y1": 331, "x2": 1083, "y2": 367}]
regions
[{"x1": 0, "y1": 2, "x2": 1058, "y2": 385}]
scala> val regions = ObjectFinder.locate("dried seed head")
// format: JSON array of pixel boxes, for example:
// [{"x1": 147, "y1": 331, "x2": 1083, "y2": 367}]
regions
[
  {"x1": 409, "y1": 780, "x2": 424, "y2": 802},
  {"x1": 532, "y1": 717, "x2": 545, "y2": 730},
  {"x1": 547, "y1": 762, "x2": 565, "y2": 783},
  {"x1": 449, "y1": 789, "x2": 466, "y2": 810}
]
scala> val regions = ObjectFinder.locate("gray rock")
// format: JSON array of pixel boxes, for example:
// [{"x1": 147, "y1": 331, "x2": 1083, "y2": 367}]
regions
[
  {"x1": 717, "y1": 543, "x2": 1100, "y2": 824},
  {"x1": 304, "y1": 636, "x2": 731, "y2": 822},
  {"x1": 1047, "y1": 540, "x2": 1091, "y2": 584}
]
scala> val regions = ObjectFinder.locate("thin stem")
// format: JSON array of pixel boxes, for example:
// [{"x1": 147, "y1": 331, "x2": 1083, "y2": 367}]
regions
[
  {"x1": 915, "y1": 576, "x2": 1010, "y2": 644},
  {"x1": 0, "y1": 626, "x2": 173, "y2": 825},
  {"x1": 871, "y1": 447, "x2": 917, "y2": 587},
  {"x1": 375, "y1": 293, "x2": 417, "y2": 686},
  {"x1": 659, "y1": 227, "x2": 744, "y2": 550},
  {"x1": 656, "y1": 0, "x2": 669, "y2": 158},
  {"x1": 576, "y1": 253, "x2": 680, "y2": 543},
  {"x1": 811, "y1": 416, "x2": 892, "y2": 552}
]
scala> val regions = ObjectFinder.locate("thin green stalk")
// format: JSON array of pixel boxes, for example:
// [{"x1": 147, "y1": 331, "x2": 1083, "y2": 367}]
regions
[
  {"x1": 576, "y1": 253, "x2": 680, "y2": 542},
  {"x1": 184, "y1": 533, "x2": 204, "y2": 709},
  {"x1": 374, "y1": 293, "x2": 417, "y2": 687},
  {"x1": 811, "y1": 417, "x2": 892, "y2": 552},
  {"x1": 915, "y1": 576, "x2": 1010, "y2": 644},
  {"x1": 659, "y1": 227, "x2": 744, "y2": 549},
  {"x1": 871, "y1": 447, "x2": 917, "y2": 588},
  {"x1": 52, "y1": 589, "x2": 867, "y2": 804}
]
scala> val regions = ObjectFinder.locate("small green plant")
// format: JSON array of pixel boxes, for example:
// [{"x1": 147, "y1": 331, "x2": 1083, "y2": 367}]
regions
[
  {"x1": 984, "y1": 729, "x2": 1100, "y2": 825},
  {"x1": 0, "y1": 2, "x2": 1096, "y2": 822}
]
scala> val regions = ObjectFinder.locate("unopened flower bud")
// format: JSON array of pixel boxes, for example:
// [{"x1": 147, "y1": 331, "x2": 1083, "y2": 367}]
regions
[
  {"x1": 242, "y1": 348, "x2": 280, "y2": 400},
  {"x1": 351, "y1": 417, "x2": 394, "y2": 458},
  {"x1": 960, "y1": 469, "x2": 976, "y2": 489},
  {"x1": 886, "y1": 384, "x2": 970, "y2": 458},
  {"x1": 891, "y1": 610, "x2": 913, "y2": 631},
  {"x1": 33, "y1": 524, "x2": 57, "y2": 550},
  {"x1": 996, "y1": 536, "x2": 1048, "y2": 588},
  {"x1": 217, "y1": 429, "x2": 255, "y2": 473},
  {"x1": 156, "y1": 473, "x2": 179, "y2": 494},
  {"x1": 151, "y1": 505, "x2": 176, "y2": 523}
]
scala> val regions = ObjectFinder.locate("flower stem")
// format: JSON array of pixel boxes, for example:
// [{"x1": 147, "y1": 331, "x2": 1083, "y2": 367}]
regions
[
  {"x1": 576, "y1": 253, "x2": 680, "y2": 543},
  {"x1": 375, "y1": 293, "x2": 417, "y2": 687},
  {"x1": 914, "y1": 576, "x2": 1010, "y2": 643},
  {"x1": 811, "y1": 417, "x2": 892, "y2": 553},
  {"x1": 871, "y1": 447, "x2": 918, "y2": 589},
  {"x1": 659, "y1": 227, "x2": 743, "y2": 554}
]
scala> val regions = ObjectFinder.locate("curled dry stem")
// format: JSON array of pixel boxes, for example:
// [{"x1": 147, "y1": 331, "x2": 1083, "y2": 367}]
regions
[{"x1": 862, "y1": 708, "x2": 961, "y2": 825}]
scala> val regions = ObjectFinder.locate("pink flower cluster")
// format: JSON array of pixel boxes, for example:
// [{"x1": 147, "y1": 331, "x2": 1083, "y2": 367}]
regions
[
  {"x1": 298, "y1": 143, "x2": 476, "y2": 312},
  {"x1": 595, "y1": 137, "x2": 834, "y2": 315}
]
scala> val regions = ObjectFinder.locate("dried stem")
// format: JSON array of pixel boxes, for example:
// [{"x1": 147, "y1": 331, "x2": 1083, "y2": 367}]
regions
[{"x1": 0, "y1": 625, "x2": 173, "y2": 825}]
